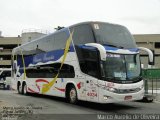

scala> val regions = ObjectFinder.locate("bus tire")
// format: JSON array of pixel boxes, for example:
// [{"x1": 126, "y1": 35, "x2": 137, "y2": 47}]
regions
[
  {"x1": 22, "y1": 83, "x2": 27, "y2": 95},
  {"x1": 66, "y1": 85, "x2": 78, "y2": 104},
  {"x1": 17, "y1": 82, "x2": 21, "y2": 94}
]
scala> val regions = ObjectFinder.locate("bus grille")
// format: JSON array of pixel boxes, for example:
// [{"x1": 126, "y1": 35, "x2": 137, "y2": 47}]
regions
[{"x1": 114, "y1": 88, "x2": 141, "y2": 94}]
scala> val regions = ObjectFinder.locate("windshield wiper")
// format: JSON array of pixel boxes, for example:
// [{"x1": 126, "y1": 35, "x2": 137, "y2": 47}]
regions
[
  {"x1": 127, "y1": 76, "x2": 142, "y2": 81},
  {"x1": 105, "y1": 77, "x2": 114, "y2": 80},
  {"x1": 103, "y1": 44, "x2": 124, "y2": 49}
]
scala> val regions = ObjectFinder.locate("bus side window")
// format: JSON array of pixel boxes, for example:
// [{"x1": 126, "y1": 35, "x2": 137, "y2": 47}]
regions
[
  {"x1": 76, "y1": 47, "x2": 100, "y2": 79},
  {"x1": 26, "y1": 63, "x2": 75, "y2": 78},
  {"x1": 85, "y1": 61, "x2": 98, "y2": 77},
  {"x1": 59, "y1": 64, "x2": 75, "y2": 78},
  {"x1": 54, "y1": 31, "x2": 69, "y2": 50},
  {"x1": 71, "y1": 24, "x2": 95, "y2": 45}
]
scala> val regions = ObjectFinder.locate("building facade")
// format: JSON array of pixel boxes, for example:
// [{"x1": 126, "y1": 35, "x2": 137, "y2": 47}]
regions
[
  {"x1": 134, "y1": 34, "x2": 160, "y2": 68},
  {"x1": 0, "y1": 36, "x2": 21, "y2": 68},
  {"x1": 0, "y1": 30, "x2": 46, "y2": 68}
]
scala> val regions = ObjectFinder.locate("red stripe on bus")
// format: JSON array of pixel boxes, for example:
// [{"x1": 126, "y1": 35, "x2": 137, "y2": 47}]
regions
[
  {"x1": 55, "y1": 87, "x2": 65, "y2": 92},
  {"x1": 28, "y1": 87, "x2": 39, "y2": 93},
  {"x1": 77, "y1": 82, "x2": 81, "y2": 89},
  {"x1": 36, "y1": 79, "x2": 49, "y2": 83}
]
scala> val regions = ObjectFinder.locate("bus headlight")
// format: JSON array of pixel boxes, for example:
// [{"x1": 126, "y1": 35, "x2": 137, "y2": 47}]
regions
[
  {"x1": 104, "y1": 96, "x2": 108, "y2": 100},
  {"x1": 108, "y1": 88, "x2": 117, "y2": 92},
  {"x1": 107, "y1": 86, "x2": 143, "y2": 94},
  {"x1": 140, "y1": 84, "x2": 144, "y2": 89},
  {"x1": 107, "y1": 88, "x2": 118, "y2": 93},
  {"x1": 103, "y1": 95, "x2": 112, "y2": 100}
]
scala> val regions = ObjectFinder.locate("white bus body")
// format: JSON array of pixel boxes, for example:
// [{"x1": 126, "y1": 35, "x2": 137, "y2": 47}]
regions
[{"x1": 12, "y1": 22, "x2": 153, "y2": 103}]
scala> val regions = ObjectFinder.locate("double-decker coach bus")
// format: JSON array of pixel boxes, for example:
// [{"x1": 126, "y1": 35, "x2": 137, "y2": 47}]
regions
[{"x1": 12, "y1": 21, "x2": 154, "y2": 104}]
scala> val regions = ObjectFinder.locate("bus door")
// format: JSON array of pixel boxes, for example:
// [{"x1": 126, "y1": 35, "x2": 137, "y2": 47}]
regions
[
  {"x1": 76, "y1": 46, "x2": 100, "y2": 102},
  {"x1": 85, "y1": 75, "x2": 98, "y2": 102},
  {"x1": 82, "y1": 49, "x2": 99, "y2": 102}
]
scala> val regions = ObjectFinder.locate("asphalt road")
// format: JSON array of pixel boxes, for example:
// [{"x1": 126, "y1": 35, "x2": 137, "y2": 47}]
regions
[{"x1": 0, "y1": 90, "x2": 160, "y2": 120}]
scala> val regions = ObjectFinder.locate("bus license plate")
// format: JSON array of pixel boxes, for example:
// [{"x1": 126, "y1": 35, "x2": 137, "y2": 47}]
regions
[{"x1": 124, "y1": 96, "x2": 132, "y2": 100}]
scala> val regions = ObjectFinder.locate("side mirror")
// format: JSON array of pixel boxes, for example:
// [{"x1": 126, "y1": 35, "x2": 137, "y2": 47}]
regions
[
  {"x1": 138, "y1": 47, "x2": 155, "y2": 66},
  {"x1": 148, "y1": 50, "x2": 155, "y2": 65}
]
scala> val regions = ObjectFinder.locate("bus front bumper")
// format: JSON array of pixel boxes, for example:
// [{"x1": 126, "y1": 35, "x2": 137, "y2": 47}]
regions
[{"x1": 99, "y1": 89, "x2": 144, "y2": 103}]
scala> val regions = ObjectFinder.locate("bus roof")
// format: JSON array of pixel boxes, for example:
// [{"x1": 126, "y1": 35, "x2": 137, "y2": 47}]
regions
[{"x1": 12, "y1": 21, "x2": 136, "y2": 54}]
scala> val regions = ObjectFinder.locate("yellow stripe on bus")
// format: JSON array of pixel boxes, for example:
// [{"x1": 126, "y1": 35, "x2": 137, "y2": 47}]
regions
[
  {"x1": 21, "y1": 50, "x2": 26, "y2": 80},
  {"x1": 42, "y1": 31, "x2": 74, "y2": 94}
]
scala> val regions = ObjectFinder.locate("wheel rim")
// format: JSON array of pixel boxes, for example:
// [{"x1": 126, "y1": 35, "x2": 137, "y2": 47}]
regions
[
  {"x1": 18, "y1": 85, "x2": 22, "y2": 93},
  {"x1": 23, "y1": 84, "x2": 27, "y2": 94},
  {"x1": 69, "y1": 88, "x2": 76, "y2": 103}
]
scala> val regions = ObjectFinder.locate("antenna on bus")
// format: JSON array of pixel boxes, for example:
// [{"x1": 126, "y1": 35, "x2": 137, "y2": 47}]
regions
[{"x1": 54, "y1": 26, "x2": 65, "y2": 30}]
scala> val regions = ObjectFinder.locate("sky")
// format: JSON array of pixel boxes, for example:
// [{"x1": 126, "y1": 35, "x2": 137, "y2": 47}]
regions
[{"x1": 0, "y1": 0, "x2": 160, "y2": 36}]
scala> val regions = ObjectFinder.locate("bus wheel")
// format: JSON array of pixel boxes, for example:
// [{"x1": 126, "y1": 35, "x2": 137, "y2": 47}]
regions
[
  {"x1": 22, "y1": 83, "x2": 27, "y2": 95},
  {"x1": 17, "y1": 83, "x2": 21, "y2": 94},
  {"x1": 67, "y1": 85, "x2": 78, "y2": 104}
]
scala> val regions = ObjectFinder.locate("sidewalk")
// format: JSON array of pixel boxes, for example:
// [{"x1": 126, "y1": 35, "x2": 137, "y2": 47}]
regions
[
  {"x1": 148, "y1": 90, "x2": 160, "y2": 102},
  {"x1": 155, "y1": 94, "x2": 160, "y2": 102}
]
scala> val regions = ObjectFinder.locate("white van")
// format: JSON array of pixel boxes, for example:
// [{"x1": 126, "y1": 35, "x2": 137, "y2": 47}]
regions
[{"x1": 0, "y1": 68, "x2": 11, "y2": 89}]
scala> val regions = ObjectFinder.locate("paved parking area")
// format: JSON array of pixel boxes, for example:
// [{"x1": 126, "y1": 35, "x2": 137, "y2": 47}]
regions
[{"x1": 0, "y1": 90, "x2": 160, "y2": 120}]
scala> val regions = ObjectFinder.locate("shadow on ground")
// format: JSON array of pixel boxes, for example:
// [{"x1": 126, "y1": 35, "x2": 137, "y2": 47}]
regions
[{"x1": 15, "y1": 92, "x2": 139, "y2": 113}]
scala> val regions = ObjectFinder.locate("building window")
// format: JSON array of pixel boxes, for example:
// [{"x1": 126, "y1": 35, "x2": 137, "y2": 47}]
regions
[{"x1": 155, "y1": 42, "x2": 160, "y2": 48}]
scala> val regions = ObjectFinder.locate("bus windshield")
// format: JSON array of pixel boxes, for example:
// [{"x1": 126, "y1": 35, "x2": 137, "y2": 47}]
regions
[
  {"x1": 93, "y1": 22, "x2": 136, "y2": 48},
  {"x1": 104, "y1": 53, "x2": 141, "y2": 83}
]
